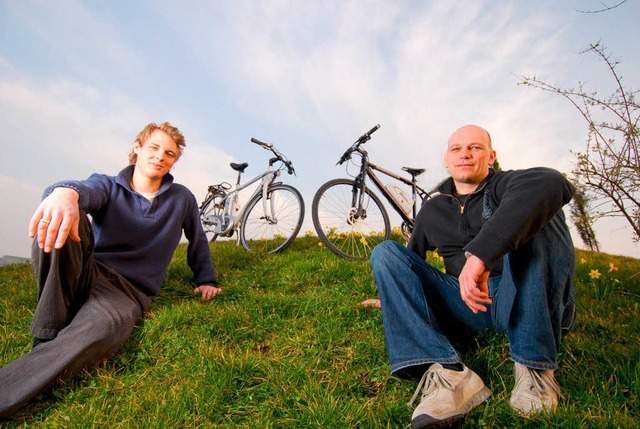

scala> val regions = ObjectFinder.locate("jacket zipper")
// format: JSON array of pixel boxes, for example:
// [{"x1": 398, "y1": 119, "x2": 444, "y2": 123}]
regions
[{"x1": 442, "y1": 182, "x2": 488, "y2": 214}]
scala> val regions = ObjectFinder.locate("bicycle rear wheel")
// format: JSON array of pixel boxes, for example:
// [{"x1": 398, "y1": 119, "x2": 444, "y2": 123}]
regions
[
  {"x1": 312, "y1": 178, "x2": 390, "y2": 260},
  {"x1": 199, "y1": 196, "x2": 221, "y2": 243},
  {"x1": 240, "y1": 184, "x2": 305, "y2": 253}
]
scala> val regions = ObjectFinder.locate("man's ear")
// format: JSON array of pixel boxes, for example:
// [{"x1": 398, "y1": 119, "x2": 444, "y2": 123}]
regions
[{"x1": 489, "y1": 150, "x2": 497, "y2": 165}]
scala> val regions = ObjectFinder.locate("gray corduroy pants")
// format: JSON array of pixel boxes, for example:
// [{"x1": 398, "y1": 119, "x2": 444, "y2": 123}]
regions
[{"x1": 0, "y1": 214, "x2": 151, "y2": 418}]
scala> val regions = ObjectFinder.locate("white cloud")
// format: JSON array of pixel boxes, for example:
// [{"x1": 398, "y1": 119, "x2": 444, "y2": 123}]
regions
[
  {"x1": 1, "y1": 0, "x2": 638, "y2": 258},
  {"x1": 0, "y1": 77, "x2": 139, "y2": 183}
]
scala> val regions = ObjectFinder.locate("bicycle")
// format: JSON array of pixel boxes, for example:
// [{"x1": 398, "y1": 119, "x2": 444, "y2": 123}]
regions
[
  {"x1": 311, "y1": 124, "x2": 430, "y2": 260},
  {"x1": 199, "y1": 137, "x2": 305, "y2": 253}
]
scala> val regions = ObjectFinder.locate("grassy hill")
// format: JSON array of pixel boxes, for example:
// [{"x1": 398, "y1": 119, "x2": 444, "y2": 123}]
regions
[{"x1": 1, "y1": 235, "x2": 638, "y2": 428}]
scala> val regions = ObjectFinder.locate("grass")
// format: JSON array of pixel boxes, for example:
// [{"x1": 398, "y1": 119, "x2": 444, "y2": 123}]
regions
[{"x1": 0, "y1": 234, "x2": 639, "y2": 428}]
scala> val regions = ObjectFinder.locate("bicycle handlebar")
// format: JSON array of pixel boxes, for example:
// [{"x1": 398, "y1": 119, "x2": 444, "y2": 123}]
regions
[
  {"x1": 250, "y1": 137, "x2": 273, "y2": 149},
  {"x1": 337, "y1": 124, "x2": 380, "y2": 165},
  {"x1": 358, "y1": 124, "x2": 380, "y2": 143},
  {"x1": 250, "y1": 137, "x2": 296, "y2": 176}
]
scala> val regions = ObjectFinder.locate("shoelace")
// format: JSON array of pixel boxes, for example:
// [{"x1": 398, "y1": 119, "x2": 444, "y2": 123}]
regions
[
  {"x1": 517, "y1": 366, "x2": 562, "y2": 400},
  {"x1": 408, "y1": 367, "x2": 455, "y2": 407}
]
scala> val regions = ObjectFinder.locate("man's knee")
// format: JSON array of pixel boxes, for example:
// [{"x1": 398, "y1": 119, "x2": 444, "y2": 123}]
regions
[
  {"x1": 78, "y1": 317, "x2": 135, "y2": 361},
  {"x1": 76, "y1": 296, "x2": 140, "y2": 348},
  {"x1": 371, "y1": 240, "x2": 405, "y2": 267}
]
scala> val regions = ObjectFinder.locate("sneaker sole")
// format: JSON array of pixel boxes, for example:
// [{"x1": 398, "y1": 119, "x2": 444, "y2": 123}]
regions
[{"x1": 411, "y1": 386, "x2": 492, "y2": 429}]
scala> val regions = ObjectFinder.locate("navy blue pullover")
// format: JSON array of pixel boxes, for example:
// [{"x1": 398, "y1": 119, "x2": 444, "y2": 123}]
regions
[{"x1": 44, "y1": 165, "x2": 217, "y2": 296}]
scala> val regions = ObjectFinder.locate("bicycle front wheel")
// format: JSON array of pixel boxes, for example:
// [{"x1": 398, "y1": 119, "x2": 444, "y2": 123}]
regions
[
  {"x1": 240, "y1": 184, "x2": 305, "y2": 253},
  {"x1": 312, "y1": 178, "x2": 390, "y2": 260}
]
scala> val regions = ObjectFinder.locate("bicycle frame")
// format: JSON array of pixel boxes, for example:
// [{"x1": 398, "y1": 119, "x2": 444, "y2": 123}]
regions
[
  {"x1": 351, "y1": 147, "x2": 428, "y2": 226},
  {"x1": 215, "y1": 167, "x2": 280, "y2": 237}
]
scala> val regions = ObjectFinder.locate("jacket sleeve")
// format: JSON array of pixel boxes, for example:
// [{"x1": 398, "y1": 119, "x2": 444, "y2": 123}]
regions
[
  {"x1": 464, "y1": 167, "x2": 574, "y2": 269},
  {"x1": 407, "y1": 202, "x2": 432, "y2": 259},
  {"x1": 182, "y1": 189, "x2": 218, "y2": 286},
  {"x1": 43, "y1": 174, "x2": 113, "y2": 213}
]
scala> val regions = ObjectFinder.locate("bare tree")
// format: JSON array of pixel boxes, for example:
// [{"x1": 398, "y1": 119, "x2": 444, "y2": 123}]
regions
[
  {"x1": 520, "y1": 43, "x2": 640, "y2": 242},
  {"x1": 576, "y1": 0, "x2": 629, "y2": 14}
]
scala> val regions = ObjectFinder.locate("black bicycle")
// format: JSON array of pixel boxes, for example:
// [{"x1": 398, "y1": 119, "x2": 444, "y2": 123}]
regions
[{"x1": 311, "y1": 124, "x2": 430, "y2": 260}]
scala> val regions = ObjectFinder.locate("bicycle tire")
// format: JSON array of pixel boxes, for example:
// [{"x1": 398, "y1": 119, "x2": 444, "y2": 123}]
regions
[
  {"x1": 240, "y1": 184, "x2": 305, "y2": 253},
  {"x1": 199, "y1": 197, "x2": 220, "y2": 243},
  {"x1": 312, "y1": 178, "x2": 390, "y2": 260}
]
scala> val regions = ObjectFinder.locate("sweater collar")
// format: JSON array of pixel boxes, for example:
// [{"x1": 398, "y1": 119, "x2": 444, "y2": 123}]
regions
[{"x1": 116, "y1": 164, "x2": 175, "y2": 195}]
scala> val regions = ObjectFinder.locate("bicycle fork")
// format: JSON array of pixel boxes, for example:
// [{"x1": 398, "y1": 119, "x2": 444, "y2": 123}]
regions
[
  {"x1": 260, "y1": 171, "x2": 280, "y2": 224},
  {"x1": 348, "y1": 174, "x2": 368, "y2": 224}
]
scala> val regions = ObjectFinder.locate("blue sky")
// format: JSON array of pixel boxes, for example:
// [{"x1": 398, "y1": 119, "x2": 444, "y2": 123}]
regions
[{"x1": 1, "y1": 0, "x2": 639, "y2": 259}]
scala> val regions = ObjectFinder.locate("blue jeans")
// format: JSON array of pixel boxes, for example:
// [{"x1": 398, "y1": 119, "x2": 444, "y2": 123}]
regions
[{"x1": 371, "y1": 213, "x2": 576, "y2": 378}]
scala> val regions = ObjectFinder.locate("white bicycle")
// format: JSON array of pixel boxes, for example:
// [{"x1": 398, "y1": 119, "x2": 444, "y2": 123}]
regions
[{"x1": 199, "y1": 138, "x2": 305, "y2": 253}]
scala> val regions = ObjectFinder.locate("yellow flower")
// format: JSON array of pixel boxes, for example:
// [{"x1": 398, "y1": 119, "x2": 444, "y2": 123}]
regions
[
  {"x1": 608, "y1": 262, "x2": 619, "y2": 272},
  {"x1": 580, "y1": 257, "x2": 587, "y2": 264},
  {"x1": 589, "y1": 269, "x2": 601, "y2": 279}
]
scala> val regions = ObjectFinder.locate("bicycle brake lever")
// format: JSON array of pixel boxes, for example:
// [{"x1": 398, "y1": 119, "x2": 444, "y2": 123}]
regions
[
  {"x1": 284, "y1": 160, "x2": 296, "y2": 175},
  {"x1": 337, "y1": 143, "x2": 358, "y2": 165}
]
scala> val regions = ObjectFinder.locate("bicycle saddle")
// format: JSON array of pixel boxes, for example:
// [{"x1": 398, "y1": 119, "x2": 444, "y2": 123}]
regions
[
  {"x1": 231, "y1": 162, "x2": 249, "y2": 173},
  {"x1": 402, "y1": 167, "x2": 426, "y2": 177}
]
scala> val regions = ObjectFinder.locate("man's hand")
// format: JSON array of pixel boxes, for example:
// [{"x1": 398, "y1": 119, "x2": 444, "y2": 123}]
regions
[
  {"x1": 458, "y1": 254, "x2": 492, "y2": 314},
  {"x1": 28, "y1": 187, "x2": 81, "y2": 253},
  {"x1": 194, "y1": 285, "x2": 222, "y2": 300}
]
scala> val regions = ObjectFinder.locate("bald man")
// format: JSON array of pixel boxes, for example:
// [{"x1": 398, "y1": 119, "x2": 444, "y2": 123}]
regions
[{"x1": 371, "y1": 125, "x2": 576, "y2": 428}]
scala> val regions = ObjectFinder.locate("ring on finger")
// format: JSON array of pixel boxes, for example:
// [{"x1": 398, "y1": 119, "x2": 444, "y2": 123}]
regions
[{"x1": 40, "y1": 219, "x2": 51, "y2": 225}]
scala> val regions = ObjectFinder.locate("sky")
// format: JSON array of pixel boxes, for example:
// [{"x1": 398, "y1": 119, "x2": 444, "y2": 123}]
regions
[{"x1": 1, "y1": 0, "x2": 639, "y2": 259}]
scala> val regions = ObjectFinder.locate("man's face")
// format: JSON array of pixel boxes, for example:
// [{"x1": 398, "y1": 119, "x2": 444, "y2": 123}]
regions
[
  {"x1": 133, "y1": 130, "x2": 179, "y2": 180},
  {"x1": 444, "y1": 125, "x2": 496, "y2": 190}
]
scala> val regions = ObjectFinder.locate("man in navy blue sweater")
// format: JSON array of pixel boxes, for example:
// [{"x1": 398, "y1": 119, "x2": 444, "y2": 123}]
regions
[{"x1": 0, "y1": 122, "x2": 220, "y2": 418}]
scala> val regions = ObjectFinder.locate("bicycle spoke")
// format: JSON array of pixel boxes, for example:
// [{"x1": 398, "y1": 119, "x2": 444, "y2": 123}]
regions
[
  {"x1": 241, "y1": 185, "x2": 304, "y2": 253},
  {"x1": 312, "y1": 179, "x2": 389, "y2": 260}
]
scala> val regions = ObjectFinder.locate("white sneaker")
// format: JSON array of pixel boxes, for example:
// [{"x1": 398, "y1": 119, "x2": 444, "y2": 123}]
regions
[
  {"x1": 510, "y1": 362, "x2": 561, "y2": 415},
  {"x1": 409, "y1": 363, "x2": 492, "y2": 428}
]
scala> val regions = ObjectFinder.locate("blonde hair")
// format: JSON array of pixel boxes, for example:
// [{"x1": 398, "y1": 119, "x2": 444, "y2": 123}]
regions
[{"x1": 128, "y1": 122, "x2": 186, "y2": 164}]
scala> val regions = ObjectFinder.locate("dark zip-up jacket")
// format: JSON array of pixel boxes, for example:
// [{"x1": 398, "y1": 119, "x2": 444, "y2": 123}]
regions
[{"x1": 408, "y1": 167, "x2": 574, "y2": 277}]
